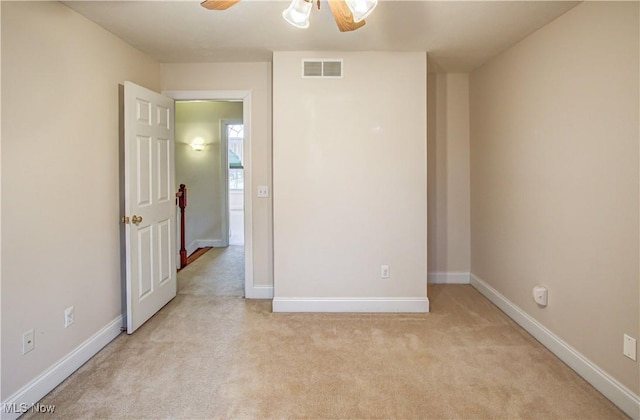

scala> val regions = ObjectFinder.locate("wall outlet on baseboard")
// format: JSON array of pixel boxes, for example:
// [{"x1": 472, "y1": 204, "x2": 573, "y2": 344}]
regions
[
  {"x1": 532, "y1": 285, "x2": 548, "y2": 306},
  {"x1": 623, "y1": 334, "x2": 636, "y2": 361}
]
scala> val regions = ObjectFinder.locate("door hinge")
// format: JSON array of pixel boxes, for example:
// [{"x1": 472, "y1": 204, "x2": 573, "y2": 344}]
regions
[{"x1": 122, "y1": 216, "x2": 130, "y2": 224}]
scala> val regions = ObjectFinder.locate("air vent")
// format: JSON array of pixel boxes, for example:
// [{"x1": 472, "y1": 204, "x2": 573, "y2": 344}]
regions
[
  {"x1": 303, "y1": 61, "x2": 323, "y2": 77},
  {"x1": 302, "y1": 59, "x2": 343, "y2": 78},
  {"x1": 322, "y1": 61, "x2": 342, "y2": 77}
]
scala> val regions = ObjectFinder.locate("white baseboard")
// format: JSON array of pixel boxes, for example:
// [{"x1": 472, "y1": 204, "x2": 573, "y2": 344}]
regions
[
  {"x1": 1, "y1": 316, "x2": 123, "y2": 420},
  {"x1": 187, "y1": 239, "x2": 226, "y2": 256},
  {"x1": 272, "y1": 297, "x2": 429, "y2": 313},
  {"x1": 196, "y1": 239, "x2": 226, "y2": 248},
  {"x1": 245, "y1": 285, "x2": 273, "y2": 299},
  {"x1": 470, "y1": 274, "x2": 640, "y2": 419},
  {"x1": 428, "y1": 272, "x2": 470, "y2": 284}
]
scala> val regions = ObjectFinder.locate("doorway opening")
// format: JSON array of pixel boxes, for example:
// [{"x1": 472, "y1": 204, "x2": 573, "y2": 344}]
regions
[{"x1": 168, "y1": 92, "x2": 252, "y2": 298}]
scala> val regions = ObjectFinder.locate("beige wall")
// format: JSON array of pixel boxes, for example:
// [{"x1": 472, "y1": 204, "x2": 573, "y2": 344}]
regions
[
  {"x1": 470, "y1": 1, "x2": 639, "y2": 393},
  {"x1": 0, "y1": 2, "x2": 3, "y2": 398},
  {"x1": 427, "y1": 73, "x2": 470, "y2": 279},
  {"x1": 3, "y1": 0, "x2": 635, "y2": 409},
  {"x1": 175, "y1": 101, "x2": 243, "y2": 250},
  {"x1": 161, "y1": 62, "x2": 273, "y2": 287},
  {"x1": 272, "y1": 52, "x2": 427, "y2": 303},
  {"x1": 1, "y1": 1, "x2": 160, "y2": 399}
]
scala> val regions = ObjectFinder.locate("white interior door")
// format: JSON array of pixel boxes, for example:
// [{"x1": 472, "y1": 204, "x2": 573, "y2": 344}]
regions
[{"x1": 124, "y1": 81, "x2": 176, "y2": 334}]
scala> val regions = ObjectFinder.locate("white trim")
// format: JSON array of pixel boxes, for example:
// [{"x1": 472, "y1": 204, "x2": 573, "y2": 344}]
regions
[
  {"x1": 219, "y1": 119, "x2": 230, "y2": 248},
  {"x1": 470, "y1": 274, "x2": 640, "y2": 419},
  {"x1": 186, "y1": 239, "x2": 229, "y2": 257},
  {"x1": 428, "y1": 272, "x2": 470, "y2": 284},
  {"x1": 199, "y1": 239, "x2": 226, "y2": 248},
  {"x1": 272, "y1": 297, "x2": 429, "y2": 313},
  {"x1": 245, "y1": 285, "x2": 274, "y2": 299},
  {"x1": 241, "y1": 94, "x2": 254, "y2": 301},
  {"x1": 220, "y1": 118, "x2": 243, "y2": 249},
  {"x1": 164, "y1": 90, "x2": 249, "y2": 101},
  {"x1": 1, "y1": 316, "x2": 122, "y2": 420},
  {"x1": 163, "y1": 90, "x2": 255, "y2": 300}
]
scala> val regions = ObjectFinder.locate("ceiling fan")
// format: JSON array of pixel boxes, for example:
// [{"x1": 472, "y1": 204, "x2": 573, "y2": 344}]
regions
[{"x1": 200, "y1": 0, "x2": 378, "y2": 32}]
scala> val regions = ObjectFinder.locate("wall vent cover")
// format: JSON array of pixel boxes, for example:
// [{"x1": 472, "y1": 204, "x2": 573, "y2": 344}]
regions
[{"x1": 302, "y1": 59, "x2": 343, "y2": 78}]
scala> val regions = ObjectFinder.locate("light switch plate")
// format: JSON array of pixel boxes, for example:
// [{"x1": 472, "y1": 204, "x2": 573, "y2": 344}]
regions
[
  {"x1": 257, "y1": 186, "x2": 269, "y2": 198},
  {"x1": 623, "y1": 334, "x2": 636, "y2": 361},
  {"x1": 65, "y1": 306, "x2": 75, "y2": 328}
]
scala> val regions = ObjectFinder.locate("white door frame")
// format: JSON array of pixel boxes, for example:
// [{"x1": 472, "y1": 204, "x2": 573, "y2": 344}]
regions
[{"x1": 163, "y1": 90, "x2": 253, "y2": 298}]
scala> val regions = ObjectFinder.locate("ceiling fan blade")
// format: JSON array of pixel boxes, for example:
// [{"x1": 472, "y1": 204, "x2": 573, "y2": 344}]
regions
[
  {"x1": 327, "y1": 0, "x2": 366, "y2": 32},
  {"x1": 200, "y1": 0, "x2": 241, "y2": 11}
]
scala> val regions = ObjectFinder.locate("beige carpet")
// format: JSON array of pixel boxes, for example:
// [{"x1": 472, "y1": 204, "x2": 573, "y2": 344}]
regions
[
  {"x1": 178, "y1": 245, "x2": 245, "y2": 297},
  {"x1": 23, "y1": 253, "x2": 626, "y2": 419}
]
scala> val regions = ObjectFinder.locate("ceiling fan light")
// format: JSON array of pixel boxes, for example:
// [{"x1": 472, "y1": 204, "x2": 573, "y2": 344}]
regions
[
  {"x1": 282, "y1": 0, "x2": 313, "y2": 29},
  {"x1": 345, "y1": 0, "x2": 377, "y2": 23}
]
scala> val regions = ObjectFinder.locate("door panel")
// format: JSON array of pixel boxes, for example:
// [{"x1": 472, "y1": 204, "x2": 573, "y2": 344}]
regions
[
  {"x1": 137, "y1": 226, "x2": 154, "y2": 299},
  {"x1": 157, "y1": 138, "x2": 170, "y2": 202},
  {"x1": 137, "y1": 98, "x2": 151, "y2": 124},
  {"x1": 137, "y1": 136, "x2": 152, "y2": 206},
  {"x1": 124, "y1": 81, "x2": 176, "y2": 334},
  {"x1": 158, "y1": 218, "x2": 171, "y2": 285}
]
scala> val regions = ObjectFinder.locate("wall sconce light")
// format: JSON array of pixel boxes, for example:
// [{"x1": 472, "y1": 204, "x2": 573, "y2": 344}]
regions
[{"x1": 190, "y1": 138, "x2": 206, "y2": 151}]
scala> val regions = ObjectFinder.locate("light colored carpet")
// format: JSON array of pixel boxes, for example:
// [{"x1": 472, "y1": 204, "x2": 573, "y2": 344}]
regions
[
  {"x1": 22, "y1": 261, "x2": 626, "y2": 419},
  {"x1": 178, "y1": 245, "x2": 245, "y2": 297}
]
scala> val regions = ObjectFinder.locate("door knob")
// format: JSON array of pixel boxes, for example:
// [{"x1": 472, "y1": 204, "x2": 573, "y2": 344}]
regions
[{"x1": 131, "y1": 215, "x2": 143, "y2": 225}]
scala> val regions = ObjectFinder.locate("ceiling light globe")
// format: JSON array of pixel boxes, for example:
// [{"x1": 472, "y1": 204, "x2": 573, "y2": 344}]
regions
[
  {"x1": 282, "y1": 0, "x2": 312, "y2": 29},
  {"x1": 345, "y1": 0, "x2": 377, "y2": 23}
]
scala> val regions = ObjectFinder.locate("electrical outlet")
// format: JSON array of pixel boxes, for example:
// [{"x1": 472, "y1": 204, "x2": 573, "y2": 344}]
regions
[
  {"x1": 22, "y1": 329, "x2": 35, "y2": 354},
  {"x1": 623, "y1": 334, "x2": 636, "y2": 361},
  {"x1": 381, "y1": 265, "x2": 390, "y2": 279},
  {"x1": 532, "y1": 285, "x2": 548, "y2": 306},
  {"x1": 65, "y1": 306, "x2": 74, "y2": 328}
]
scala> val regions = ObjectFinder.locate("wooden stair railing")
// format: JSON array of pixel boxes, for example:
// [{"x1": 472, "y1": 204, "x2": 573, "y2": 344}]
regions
[{"x1": 176, "y1": 184, "x2": 187, "y2": 269}]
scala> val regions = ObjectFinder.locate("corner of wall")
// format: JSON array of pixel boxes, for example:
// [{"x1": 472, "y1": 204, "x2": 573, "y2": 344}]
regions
[{"x1": 470, "y1": 274, "x2": 640, "y2": 419}]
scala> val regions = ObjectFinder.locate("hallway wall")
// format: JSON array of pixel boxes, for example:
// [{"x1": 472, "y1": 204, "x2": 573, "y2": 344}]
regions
[
  {"x1": 175, "y1": 101, "x2": 243, "y2": 252},
  {"x1": 427, "y1": 73, "x2": 471, "y2": 283},
  {"x1": 272, "y1": 52, "x2": 427, "y2": 310}
]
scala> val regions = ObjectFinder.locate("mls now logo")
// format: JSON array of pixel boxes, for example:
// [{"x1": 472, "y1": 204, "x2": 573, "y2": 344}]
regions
[{"x1": 2, "y1": 403, "x2": 55, "y2": 414}]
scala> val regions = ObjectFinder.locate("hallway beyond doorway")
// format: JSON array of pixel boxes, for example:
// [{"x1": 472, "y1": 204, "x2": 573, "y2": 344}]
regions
[
  {"x1": 177, "y1": 246, "x2": 245, "y2": 297},
  {"x1": 229, "y1": 191, "x2": 244, "y2": 246}
]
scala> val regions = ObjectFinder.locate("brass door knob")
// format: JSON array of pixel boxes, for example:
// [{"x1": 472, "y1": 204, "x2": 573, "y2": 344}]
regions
[{"x1": 131, "y1": 215, "x2": 143, "y2": 225}]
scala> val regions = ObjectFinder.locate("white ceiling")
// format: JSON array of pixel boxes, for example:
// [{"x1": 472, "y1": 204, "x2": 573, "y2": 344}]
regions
[{"x1": 63, "y1": 0, "x2": 579, "y2": 71}]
